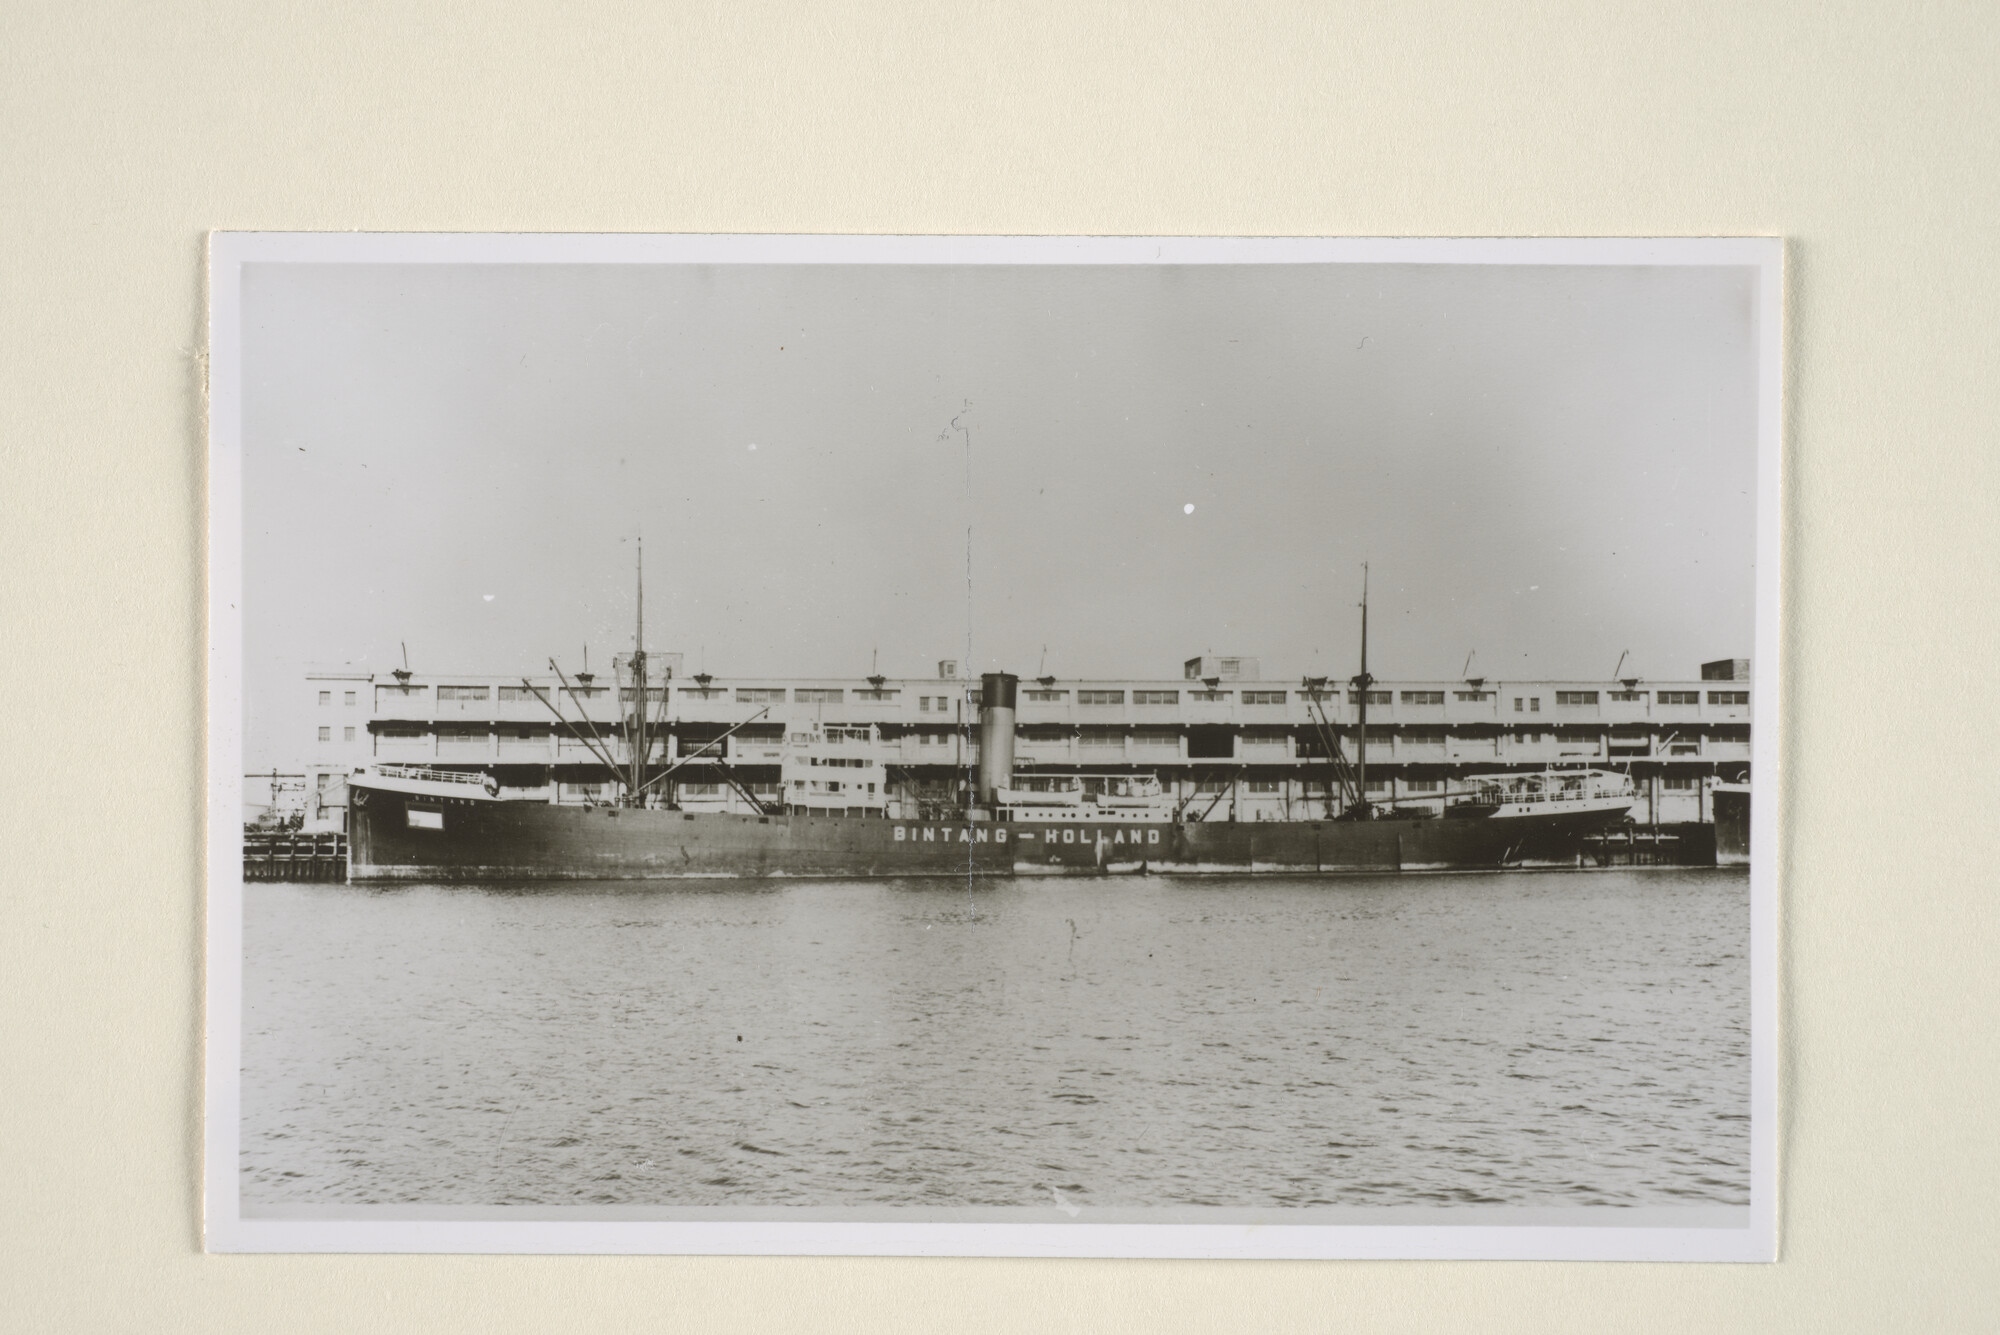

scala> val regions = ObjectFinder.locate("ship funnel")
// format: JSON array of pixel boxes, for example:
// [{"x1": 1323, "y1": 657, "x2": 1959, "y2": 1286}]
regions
[{"x1": 977, "y1": 672, "x2": 1018, "y2": 807}]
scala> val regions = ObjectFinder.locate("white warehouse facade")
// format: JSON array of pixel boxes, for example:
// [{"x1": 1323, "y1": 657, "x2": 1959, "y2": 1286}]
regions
[{"x1": 298, "y1": 656, "x2": 1752, "y2": 831}]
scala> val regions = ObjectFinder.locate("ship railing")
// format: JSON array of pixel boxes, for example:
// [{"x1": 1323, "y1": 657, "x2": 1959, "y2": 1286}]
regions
[
  {"x1": 371, "y1": 764, "x2": 494, "y2": 788},
  {"x1": 1450, "y1": 778, "x2": 1633, "y2": 807}
]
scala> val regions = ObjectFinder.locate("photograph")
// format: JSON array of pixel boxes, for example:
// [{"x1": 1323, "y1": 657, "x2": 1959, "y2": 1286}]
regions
[{"x1": 206, "y1": 234, "x2": 1778, "y2": 1258}]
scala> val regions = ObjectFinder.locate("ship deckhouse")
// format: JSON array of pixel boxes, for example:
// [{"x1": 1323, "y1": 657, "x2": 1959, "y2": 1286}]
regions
[
  {"x1": 780, "y1": 723, "x2": 891, "y2": 817},
  {"x1": 996, "y1": 772, "x2": 1176, "y2": 823}
]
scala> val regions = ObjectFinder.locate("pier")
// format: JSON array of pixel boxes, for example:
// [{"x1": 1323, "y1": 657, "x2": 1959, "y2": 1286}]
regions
[
  {"x1": 243, "y1": 830, "x2": 347, "y2": 881},
  {"x1": 1578, "y1": 822, "x2": 1717, "y2": 868}
]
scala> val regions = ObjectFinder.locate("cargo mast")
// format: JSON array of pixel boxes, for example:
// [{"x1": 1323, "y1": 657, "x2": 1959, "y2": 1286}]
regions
[
  {"x1": 629, "y1": 539, "x2": 647, "y2": 803},
  {"x1": 1351, "y1": 563, "x2": 1373, "y2": 820}
]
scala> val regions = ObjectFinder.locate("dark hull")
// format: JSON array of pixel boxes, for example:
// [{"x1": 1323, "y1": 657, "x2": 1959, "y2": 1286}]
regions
[
  {"x1": 347, "y1": 781, "x2": 1628, "y2": 882},
  {"x1": 1713, "y1": 788, "x2": 1750, "y2": 867}
]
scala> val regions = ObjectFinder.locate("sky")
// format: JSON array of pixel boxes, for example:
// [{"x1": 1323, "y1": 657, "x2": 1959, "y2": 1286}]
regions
[{"x1": 239, "y1": 259, "x2": 1760, "y2": 768}]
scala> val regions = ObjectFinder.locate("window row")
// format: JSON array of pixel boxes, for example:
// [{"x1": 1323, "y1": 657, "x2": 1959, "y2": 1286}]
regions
[{"x1": 369, "y1": 683, "x2": 1751, "y2": 711}]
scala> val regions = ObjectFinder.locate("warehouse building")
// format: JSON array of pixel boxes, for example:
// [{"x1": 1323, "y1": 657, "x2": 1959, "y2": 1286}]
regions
[{"x1": 299, "y1": 656, "x2": 1751, "y2": 831}]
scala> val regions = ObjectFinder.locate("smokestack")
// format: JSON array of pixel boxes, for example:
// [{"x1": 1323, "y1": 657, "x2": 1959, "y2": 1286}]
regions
[{"x1": 977, "y1": 672, "x2": 1018, "y2": 807}]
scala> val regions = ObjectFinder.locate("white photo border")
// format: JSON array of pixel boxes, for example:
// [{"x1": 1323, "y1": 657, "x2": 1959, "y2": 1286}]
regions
[{"x1": 205, "y1": 233, "x2": 1781, "y2": 1259}]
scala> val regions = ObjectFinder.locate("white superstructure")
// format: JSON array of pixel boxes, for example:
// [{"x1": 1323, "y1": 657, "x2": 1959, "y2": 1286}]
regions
[
  {"x1": 780, "y1": 723, "x2": 892, "y2": 817},
  {"x1": 996, "y1": 773, "x2": 1177, "y2": 822}
]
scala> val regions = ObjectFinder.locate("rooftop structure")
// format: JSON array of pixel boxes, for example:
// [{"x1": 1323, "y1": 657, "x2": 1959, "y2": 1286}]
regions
[{"x1": 1183, "y1": 655, "x2": 1260, "y2": 682}]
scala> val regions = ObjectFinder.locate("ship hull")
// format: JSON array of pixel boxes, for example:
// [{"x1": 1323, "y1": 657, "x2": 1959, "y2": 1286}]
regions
[{"x1": 347, "y1": 780, "x2": 1628, "y2": 882}]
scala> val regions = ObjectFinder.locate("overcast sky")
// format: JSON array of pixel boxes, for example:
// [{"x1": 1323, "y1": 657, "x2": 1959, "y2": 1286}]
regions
[{"x1": 240, "y1": 259, "x2": 1759, "y2": 767}]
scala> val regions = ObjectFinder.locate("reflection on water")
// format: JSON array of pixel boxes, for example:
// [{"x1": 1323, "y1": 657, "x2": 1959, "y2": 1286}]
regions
[{"x1": 241, "y1": 870, "x2": 1749, "y2": 1208}]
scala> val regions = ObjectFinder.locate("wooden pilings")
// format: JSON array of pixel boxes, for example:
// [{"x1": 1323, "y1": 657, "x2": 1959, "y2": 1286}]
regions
[
  {"x1": 1577, "y1": 822, "x2": 1718, "y2": 867},
  {"x1": 242, "y1": 830, "x2": 348, "y2": 881}
]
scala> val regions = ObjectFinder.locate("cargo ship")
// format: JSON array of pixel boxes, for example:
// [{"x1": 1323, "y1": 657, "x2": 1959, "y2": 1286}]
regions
[{"x1": 345, "y1": 562, "x2": 1635, "y2": 881}]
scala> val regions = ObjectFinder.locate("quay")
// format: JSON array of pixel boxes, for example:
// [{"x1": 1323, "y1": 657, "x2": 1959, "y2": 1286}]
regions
[
  {"x1": 1578, "y1": 822, "x2": 1717, "y2": 867},
  {"x1": 243, "y1": 830, "x2": 347, "y2": 881}
]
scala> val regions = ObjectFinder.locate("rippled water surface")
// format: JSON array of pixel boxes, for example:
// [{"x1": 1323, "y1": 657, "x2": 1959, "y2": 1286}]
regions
[{"x1": 241, "y1": 870, "x2": 1750, "y2": 1209}]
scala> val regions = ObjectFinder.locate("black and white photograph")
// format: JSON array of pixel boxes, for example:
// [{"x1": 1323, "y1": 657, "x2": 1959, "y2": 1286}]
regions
[{"x1": 205, "y1": 234, "x2": 1779, "y2": 1258}]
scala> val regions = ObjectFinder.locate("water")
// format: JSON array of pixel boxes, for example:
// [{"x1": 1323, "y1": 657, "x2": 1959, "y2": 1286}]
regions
[{"x1": 240, "y1": 870, "x2": 1750, "y2": 1210}]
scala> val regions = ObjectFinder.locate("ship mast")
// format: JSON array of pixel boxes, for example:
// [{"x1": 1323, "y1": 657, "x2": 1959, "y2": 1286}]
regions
[
  {"x1": 1352, "y1": 563, "x2": 1372, "y2": 820},
  {"x1": 630, "y1": 538, "x2": 647, "y2": 803}
]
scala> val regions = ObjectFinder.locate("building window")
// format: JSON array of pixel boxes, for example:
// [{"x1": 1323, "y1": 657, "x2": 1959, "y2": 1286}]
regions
[
  {"x1": 438, "y1": 685, "x2": 490, "y2": 702},
  {"x1": 1246, "y1": 780, "x2": 1282, "y2": 794},
  {"x1": 1133, "y1": 690, "x2": 1179, "y2": 705},
  {"x1": 1556, "y1": 691, "x2": 1599, "y2": 706},
  {"x1": 1190, "y1": 689, "x2": 1231, "y2": 702},
  {"x1": 1078, "y1": 727, "x2": 1124, "y2": 749},
  {"x1": 1609, "y1": 690, "x2": 1646, "y2": 702},
  {"x1": 1024, "y1": 689, "x2": 1067, "y2": 702},
  {"x1": 344, "y1": 690, "x2": 356, "y2": 706},
  {"x1": 619, "y1": 687, "x2": 666, "y2": 702},
  {"x1": 1513, "y1": 697, "x2": 1523, "y2": 712},
  {"x1": 1077, "y1": 690, "x2": 1124, "y2": 705},
  {"x1": 1517, "y1": 730, "x2": 1545, "y2": 744},
  {"x1": 736, "y1": 688, "x2": 785, "y2": 703},
  {"x1": 1531, "y1": 697, "x2": 1541, "y2": 712},
  {"x1": 1454, "y1": 690, "x2": 1492, "y2": 701},
  {"x1": 1242, "y1": 690, "x2": 1286, "y2": 705},
  {"x1": 1663, "y1": 776, "x2": 1698, "y2": 791},
  {"x1": 1131, "y1": 727, "x2": 1179, "y2": 747},
  {"x1": 376, "y1": 684, "x2": 424, "y2": 706},
  {"x1": 1219, "y1": 658, "x2": 1241, "y2": 673},
  {"x1": 1708, "y1": 691, "x2": 1749, "y2": 705},
  {"x1": 1405, "y1": 778, "x2": 1441, "y2": 793},
  {"x1": 343, "y1": 727, "x2": 355, "y2": 742},
  {"x1": 796, "y1": 688, "x2": 844, "y2": 704},
  {"x1": 1401, "y1": 690, "x2": 1445, "y2": 705},
  {"x1": 854, "y1": 689, "x2": 899, "y2": 700},
  {"x1": 318, "y1": 691, "x2": 331, "y2": 706},
  {"x1": 1658, "y1": 690, "x2": 1699, "y2": 705},
  {"x1": 1348, "y1": 690, "x2": 1391, "y2": 706},
  {"x1": 317, "y1": 773, "x2": 330, "y2": 791},
  {"x1": 498, "y1": 685, "x2": 535, "y2": 702},
  {"x1": 317, "y1": 726, "x2": 330, "y2": 742}
]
